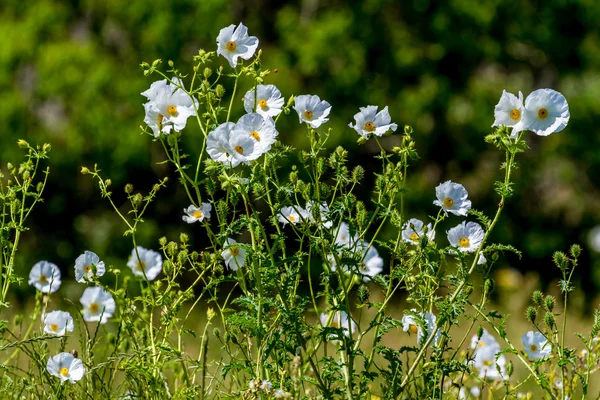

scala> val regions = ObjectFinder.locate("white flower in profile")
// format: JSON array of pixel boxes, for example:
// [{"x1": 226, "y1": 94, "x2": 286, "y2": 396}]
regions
[
  {"x1": 47, "y1": 352, "x2": 85, "y2": 384},
  {"x1": 433, "y1": 181, "x2": 472, "y2": 216},
  {"x1": 232, "y1": 113, "x2": 278, "y2": 156},
  {"x1": 243, "y1": 84, "x2": 284, "y2": 118},
  {"x1": 470, "y1": 329, "x2": 499, "y2": 350},
  {"x1": 221, "y1": 238, "x2": 246, "y2": 271},
  {"x1": 207, "y1": 122, "x2": 236, "y2": 165},
  {"x1": 492, "y1": 90, "x2": 526, "y2": 138},
  {"x1": 182, "y1": 203, "x2": 212, "y2": 224},
  {"x1": 357, "y1": 242, "x2": 384, "y2": 281},
  {"x1": 447, "y1": 221, "x2": 485, "y2": 253},
  {"x1": 278, "y1": 206, "x2": 307, "y2": 226},
  {"x1": 522, "y1": 331, "x2": 552, "y2": 359},
  {"x1": 320, "y1": 311, "x2": 357, "y2": 339},
  {"x1": 522, "y1": 88, "x2": 570, "y2": 136},
  {"x1": 74, "y1": 251, "x2": 105, "y2": 283},
  {"x1": 127, "y1": 247, "x2": 163, "y2": 280},
  {"x1": 29, "y1": 261, "x2": 61, "y2": 293},
  {"x1": 402, "y1": 309, "x2": 440, "y2": 346},
  {"x1": 216, "y1": 23, "x2": 259, "y2": 68},
  {"x1": 305, "y1": 201, "x2": 333, "y2": 229},
  {"x1": 293, "y1": 95, "x2": 332, "y2": 129},
  {"x1": 142, "y1": 79, "x2": 198, "y2": 137},
  {"x1": 401, "y1": 218, "x2": 435, "y2": 245},
  {"x1": 472, "y1": 343, "x2": 507, "y2": 380},
  {"x1": 43, "y1": 311, "x2": 74, "y2": 336},
  {"x1": 79, "y1": 287, "x2": 116, "y2": 324},
  {"x1": 349, "y1": 105, "x2": 398, "y2": 138}
]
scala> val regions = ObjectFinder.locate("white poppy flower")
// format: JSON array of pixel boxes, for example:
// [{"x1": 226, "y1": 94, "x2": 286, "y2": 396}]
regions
[
  {"x1": 472, "y1": 343, "x2": 507, "y2": 380},
  {"x1": 401, "y1": 218, "x2": 436, "y2": 245},
  {"x1": 522, "y1": 88, "x2": 570, "y2": 136},
  {"x1": 182, "y1": 203, "x2": 212, "y2": 224},
  {"x1": 243, "y1": 84, "x2": 284, "y2": 118},
  {"x1": 492, "y1": 90, "x2": 526, "y2": 137},
  {"x1": 207, "y1": 122, "x2": 236, "y2": 165},
  {"x1": 305, "y1": 201, "x2": 333, "y2": 229},
  {"x1": 79, "y1": 287, "x2": 116, "y2": 324},
  {"x1": 221, "y1": 238, "x2": 246, "y2": 271},
  {"x1": 329, "y1": 241, "x2": 384, "y2": 281},
  {"x1": 278, "y1": 206, "x2": 307, "y2": 226},
  {"x1": 402, "y1": 309, "x2": 440, "y2": 346},
  {"x1": 43, "y1": 311, "x2": 74, "y2": 336},
  {"x1": 232, "y1": 113, "x2": 278, "y2": 156},
  {"x1": 293, "y1": 95, "x2": 332, "y2": 129},
  {"x1": 47, "y1": 352, "x2": 85, "y2": 384},
  {"x1": 320, "y1": 311, "x2": 357, "y2": 339},
  {"x1": 216, "y1": 23, "x2": 259, "y2": 68},
  {"x1": 74, "y1": 251, "x2": 106, "y2": 283},
  {"x1": 470, "y1": 329, "x2": 499, "y2": 350},
  {"x1": 349, "y1": 105, "x2": 398, "y2": 138},
  {"x1": 447, "y1": 221, "x2": 485, "y2": 253},
  {"x1": 522, "y1": 331, "x2": 552, "y2": 359},
  {"x1": 433, "y1": 181, "x2": 472, "y2": 216},
  {"x1": 28, "y1": 261, "x2": 61, "y2": 293},
  {"x1": 142, "y1": 79, "x2": 198, "y2": 137},
  {"x1": 127, "y1": 246, "x2": 163, "y2": 281}
]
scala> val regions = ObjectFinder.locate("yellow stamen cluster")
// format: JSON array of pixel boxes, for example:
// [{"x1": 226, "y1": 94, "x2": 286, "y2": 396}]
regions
[
  {"x1": 50, "y1": 323, "x2": 59, "y2": 332},
  {"x1": 226, "y1": 41, "x2": 237, "y2": 51},
  {"x1": 234, "y1": 145, "x2": 244, "y2": 154},
  {"x1": 510, "y1": 109, "x2": 521, "y2": 120},
  {"x1": 409, "y1": 324, "x2": 419, "y2": 334},
  {"x1": 39, "y1": 275, "x2": 48, "y2": 283},
  {"x1": 231, "y1": 248, "x2": 239, "y2": 256},
  {"x1": 289, "y1": 215, "x2": 296, "y2": 222},
  {"x1": 443, "y1": 197, "x2": 454, "y2": 208},
  {"x1": 250, "y1": 131, "x2": 261, "y2": 141},
  {"x1": 538, "y1": 108, "x2": 548, "y2": 119},
  {"x1": 459, "y1": 237, "x2": 470, "y2": 248},
  {"x1": 410, "y1": 233, "x2": 419, "y2": 241},
  {"x1": 530, "y1": 344, "x2": 538, "y2": 352},
  {"x1": 167, "y1": 105, "x2": 178, "y2": 116},
  {"x1": 89, "y1": 303, "x2": 99, "y2": 313},
  {"x1": 303, "y1": 110, "x2": 313, "y2": 120},
  {"x1": 136, "y1": 262, "x2": 146, "y2": 271},
  {"x1": 83, "y1": 265, "x2": 91, "y2": 273},
  {"x1": 193, "y1": 210, "x2": 203, "y2": 219},
  {"x1": 483, "y1": 360, "x2": 492, "y2": 367},
  {"x1": 364, "y1": 121, "x2": 376, "y2": 132},
  {"x1": 60, "y1": 367, "x2": 69, "y2": 377},
  {"x1": 258, "y1": 99, "x2": 268, "y2": 110}
]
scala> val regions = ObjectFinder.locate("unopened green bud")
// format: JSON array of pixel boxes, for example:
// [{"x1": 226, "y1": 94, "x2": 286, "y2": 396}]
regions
[
  {"x1": 132, "y1": 193, "x2": 143, "y2": 207},
  {"x1": 525, "y1": 306, "x2": 537, "y2": 323},
  {"x1": 404, "y1": 125, "x2": 414, "y2": 135},
  {"x1": 476, "y1": 326, "x2": 484, "y2": 340},
  {"x1": 357, "y1": 285, "x2": 370, "y2": 305},
  {"x1": 80, "y1": 166, "x2": 90, "y2": 175},
  {"x1": 553, "y1": 251, "x2": 569, "y2": 271},
  {"x1": 483, "y1": 279, "x2": 493, "y2": 294},
  {"x1": 351, "y1": 165, "x2": 364, "y2": 183},
  {"x1": 544, "y1": 295, "x2": 555, "y2": 312},
  {"x1": 507, "y1": 360, "x2": 514, "y2": 376},
  {"x1": 167, "y1": 241, "x2": 178, "y2": 256},
  {"x1": 532, "y1": 290, "x2": 543, "y2": 306},
  {"x1": 17, "y1": 139, "x2": 28, "y2": 148},
  {"x1": 570, "y1": 244, "x2": 582, "y2": 259},
  {"x1": 357, "y1": 136, "x2": 367, "y2": 145},
  {"x1": 180, "y1": 233, "x2": 189, "y2": 243},
  {"x1": 6, "y1": 162, "x2": 13, "y2": 170},
  {"x1": 190, "y1": 251, "x2": 199, "y2": 261},
  {"x1": 168, "y1": 60, "x2": 174, "y2": 67},
  {"x1": 203, "y1": 67, "x2": 212, "y2": 78},
  {"x1": 22, "y1": 170, "x2": 30, "y2": 180},
  {"x1": 125, "y1": 184, "x2": 134, "y2": 194},
  {"x1": 544, "y1": 312, "x2": 556, "y2": 328},
  {"x1": 215, "y1": 84, "x2": 225, "y2": 98},
  {"x1": 213, "y1": 327, "x2": 220, "y2": 338},
  {"x1": 151, "y1": 59, "x2": 162, "y2": 68},
  {"x1": 105, "y1": 179, "x2": 112, "y2": 187},
  {"x1": 13, "y1": 314, "x2": 23, "y2": 325},
  {"x1": 159, "y1": 236, "x2": 168, "y2": 247},
  {"x1": 152, "y1": 184, "x2": 160, "y2": 191},
  {"x1": 36, "y1": 182, "x2": 43, "y2": 192},
  {"x1": 42, "y1": 143, "x2": 51, "y2": 152}
]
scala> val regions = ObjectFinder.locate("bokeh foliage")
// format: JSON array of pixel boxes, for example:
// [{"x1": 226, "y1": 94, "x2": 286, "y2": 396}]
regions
[{"x1": 1, "y1": 0, "x2": 600, "y2": 303}]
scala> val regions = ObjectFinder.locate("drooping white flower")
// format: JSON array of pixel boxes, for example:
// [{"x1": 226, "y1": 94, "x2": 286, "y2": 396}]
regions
[
  {"x1": 182, "y1": 203, "x2": 212, "y2": 224},
  {"x1": 232, "y1": 113, "x2": 278, "y2": 156},
  {"x1": 221, "y1": 238, "x2": 246, "y2": 271},
  {"x1": 522, "y1": 331, "x2": 552, "y2": 359},
  {"x1": 471, "y1": 343, "x2": 507, "y2": 380},
  {"x1": 320, "y1": 311, "x2": 357, "y2": 339},
  {"x1": 402, "y1": 309, "x2": 440, "y2": 346},
  {"x1": 28, "y1": 261, "x2": 61, "y2": 293},
  {"x1": 470, "y1": 329, "x2": 499, "y2": 350},
  {"x1": 243, "y1": 84, "x2": 284, "y2": 118},
  {"x1": 293, "y1": 95, "x2": 331, "y2": 129},
  {"x1": 401, "y1": 218, "x2": 436, "y2": 245},
  {"x1": 447, "y1": 221, "x2": 485, "y2": 253},
  {"x1": 43, "y1": 311, "x2": 74, "y2": 336},
  {"x1": 216, "y1": 23, "x2": 259, "y2": 68},
  {"x1": 79, "y1": 287, "x2": 116, "y2": 324},
  {"x1": 305, "y1": 201, "x2": 333, "y2": 229},
  {"x1": 433, "y1": 181, "x2": 472, "y2": 216},
  {"x1": 74, "y1": 251, "x2": 105, "y2": 283},
  {"x1": 127, "y1": 247, "x2": 163, "y2": 281},
  {"x1": 47, "y1": 352, "x2": 85, "y2": 384},
  {"x1": 522, "y1": 88, "x2": 570, "y2": 136},
  {"x1": 349, "y1": 105, "x2": 398, "y2": 138},
  {"x1": 492, "y1": 90, "x2": 526, "y2": 137},
  {"x1": 142, "y1": 79, "x2": 198, "y2": 137},
  {"x1": 278, "y1": 206, "x2": 307, "y2": 226}
]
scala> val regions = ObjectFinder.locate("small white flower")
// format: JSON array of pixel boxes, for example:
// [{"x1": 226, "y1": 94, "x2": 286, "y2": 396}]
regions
[
  {"x1": 273, "y1": 389, "x2": 287, "y2": 398},
  {"x1": 472, "y1": 343, "x2": 507, "y2": 380},
  {"x1": 182, "y1": 203, "x2": 212, "y2": 224},
  {"x1": 470, "y1": 329, "x2": 499, "y2": 350},
  {"x1": 293, "y1": 95, "x2": 331, "y2": 129},
  {"x1": 522, "y1": 88, "x2": 570, "y2": 136},
  {"x1": 259, "y1": 380, "x2": 272, "y2": 391},
  {"x1": 243, "y1": 84, "x2": 284, "y2": 118},
  {"x1": 127, "y1": 247, "x2": 163, "y2": 281},
  {"x1": 79, "y1": 287, "x2": 116, "y2": 324},
  {"x1": 492, "y1": 90, "x2": 526, "y2": 137},
  {"x1": 232, "y1": 113, "x2": 278, "y2": 156},
  {"x1": 28, "y1": 261, "x2": 61, "y2": 293},
  {"x1": 349, "y1": 105, "x2": 398, "y2": 138},
  {"x1": 74, "y1": 251, "x2": 105, "y2": 283},
  {"x1": 330, "y1": 241, "x2": 383, "y2": 281},
  {"x1": 402, "y1": 309, "x2": 440, "y2": 346},
  {"x1": 305, "y1": 201, "x2": 333, "y2": 229},
  {"x1": 522, "y1": 331, "x2": 552, "y2": 359},
  {"x1": 142, "y1": 79, "x2": 198, "y2": 137},
  {"x1": 320, "y1": 311, "x2": 357, "y2": 339},
  {"x1": 216, "y1": 23, "x2": 259, "y2": 68},
  {"x1": 335, "y1": 222, "x2": 357, "y2": 247},
  {"x1": 433, "y1": 181, "x2": 472, "y2": 216},
  {"x1": 221, "y1": 238, "x2": 246, "y2": 271},
  {"x1": 447, "y1": 221, "x2": 485, "y2": 253},
  {"x1": 43, "y1": 311, "x2": 74, "y2": 336},
  {"x1": 401, "y1": 218, "x2": 435, "y2": 245},
  {"x1": 47, "y1": 352, "x2": 85, "y2": 384},
  {"x1": 278, "y1": 206, "x2": 307, "y2": 226}
]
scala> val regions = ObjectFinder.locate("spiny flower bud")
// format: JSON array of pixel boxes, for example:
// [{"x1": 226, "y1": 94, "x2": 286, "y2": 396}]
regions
[
  {"x1": 159, "y1": 236, "x2": 168, "y2": 247},
  {"x1": 357, "y1": 285, "x2": 370, "y2": 305},
  {"x1": 132, "y1": 193, "x2": 143, "y2": 207},
  {"x1": 203, "y1": 67, "x2": 212, "y2": 78},
  {"x1": 544, "y1": 295, "x2": 555, "y2": 312},
  {"x1": 180, "y1": 233, "x2": 189, "y2": 243},
  {"x1": 17, "y1": 139, "x2": 29, "y2": 148},
  {"x1": 532, "y1": 290, "x2": 544, "y2": 306},
  {"x1": 216, "y1": 84, "x2": 225, "y2": 98},
  {"x1": 167, "y1": 241, "x2": 178, "y2": 256},
  {"x1": 476, "y1": 326, "x2": 484, "y2": 339},
  {"x1": 124, "y1": 184, "x2": 134, "y2": 194},
  {"x1": 483, "y1": 278, "x2": 493, "y2": 294},
  {"x1": 42, "y1": 143, "x2": 51, "y2": 152},
  {"x1": 553, "y1": 251, "x2": 569, "y2": 271},
  {"x1": 507, "y1": 360, "x2": 514, "y2": 377},
  {"x1": 544, "y1": 312, "x2": 556, "y2": 328},
  {"x1": 80, "y1": 166, "x2": 90, "y2": 175},
  {"x1": 22, "y1": 170, "x2": 30, "y2": 180},
  {"x1": 570, "y1": 244, "x2": 582, "y2": 259},
  {"x1": 105, "y1": 179, "x2": 112, "y2": 187},
  {"x1": 525, "y1": 306, "x2": 537, "y2": 323}
]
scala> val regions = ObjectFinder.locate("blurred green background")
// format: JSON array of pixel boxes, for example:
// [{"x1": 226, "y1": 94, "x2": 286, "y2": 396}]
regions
[{"x1": 2, "y1": 0, "x2": 600, "y2": 309}]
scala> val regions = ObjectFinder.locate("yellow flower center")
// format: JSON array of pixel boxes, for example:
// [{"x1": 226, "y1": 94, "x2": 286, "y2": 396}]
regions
[
  {"x1": 157, "y1": 114, "x2": 164, "y2": 125},
  {"x1": 226, "y1": 41, "x2": 237, "y2": 51},
  {"x1": 510, "y1": 109, "x2": 521, "y2": 120},
  {"x1": 530, "y1": 344, "x2": 538, "y2": 352},
  {"x1": 167, "y1": 105, "x2": 178, "y2": 116},
  {"x1": 234, "y1": 145, "x2": 244, "y2": 154},
  {"x1": 478, "y1": 341, "x2": 486, "y2": 348},
  {"x1": 289, "y1": 215, "x2": 295, "y2": 222},
  {"x1": 193, "y1": 210, "x2": 203, "y2": 219},
  {"x1": 459, "y1": 237, "x2": 470, "y2": 248},
  {"x1": 537, "y1": 108, "x2": 548, "y2": 119},
  {"x1": 258, "y1": 99, "x2": 268, "y2": 110},
  {"x1": 231, "y1": 248, "x2": 239, "y2": 256},
  {"x1": 250, "y1": 131, "x2": 261, "y2": 141},
  {"x1": 60, "y1": 367, "x2": 69, "y2": 377},
  {"x1": 331, "y1": 321, "x2": 339, "y2": 328},
  {"x1": 89, "y1": 303, "x2": 99, "y2": 313},
  {"x1": 136, "y1": 262, "x2": 146, "y2": 271},
  {"x1": 50, "y1": 323, "x2": 59, "y2": 332},
  {"x1": 303, "y1": 110, "x2": 313, "y2": 120},
  {"x1": 83, "y1": 265, "x2": 91, "y2": 273},
  {"x1": 364, "y1": 121, "x2": 376, "y2": 132},
  {"x1": 410, "y1": 233, "x2": 419, "y2": 241},
  {"x1": 483, "y1": 360, "x2": 492, "y2": 367},
  {"x1": 443, "y1": 197, "x2": 454, "y2": 208},
  {"x1": 39, "y1": 275, "x2": 48, "y2": 283},
  {"x1": 409, "y1": 324, "x2": 418, "y2": 334}
]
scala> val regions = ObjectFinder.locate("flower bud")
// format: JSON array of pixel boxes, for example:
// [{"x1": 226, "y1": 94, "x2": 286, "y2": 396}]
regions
[
  {"x1": 168, "y1": 60, "x2": 174, "y2": 67},
  {"x1": 17, "y1": 139, "x2": 28, "y2": 148},
  {"x1": 80, "y1": 166, "x2": 90, "y2": 175},
  {"x1": 216, "y1": 84, "x2": 225, "y2": 98},
  {"x1": 507, "y1": 360, "x2": 514, "y2": 376},
  {"x1": 525, "y1": 306, "x2": 537, "y2": 323},
  {"x1": 476, "y1": 326, "x2": 484, "y2": 339},
  {"x1": 22, "y1": 170, "x2": 30, "y2": 180},
  {"x1": 159, "y1": 236, "x2": 168, "y2": 247},
  {"x1": 544, "y1": 312, "x2": 556, "y2": 328},
  {"x1": 125, "y1": 184, "x2": 134, "y2": 194},
  {"x1": 570, "y1": 244, "x2": 582, "y2": 259},
  {"x1": 105, "y1": 179, "x2": 112, "y2": 187},
  {"x1": 207, "y1": 307, "x2": 216, "y2": 321},
  {"x1": 42, "y1": 143, "x2": 51, "y2": 152},
  {"x1": 544, "y1": 295, "x2": 555, "y2": 312},
  {"x1": 13, "y1": 314, "x2": 23, "y2": 325},
  {"x1": 532, "y1": 290, "x2": 543, "y2": 306},
  {"x1": 6, "y1": 162, "x2": 13, "y2": 170},
  {"x1": 36, "y1": 182, "x2": 43, "y2": 192},
  {"x1": 180, "y1": 233, "x2": 189, "y2": 243},
  {"x1": 553, "y1": 251, "x2": 569, "y2": 271},
  {"x1": 203, "y1": 67, "x2": 212, "y2": 78}
]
